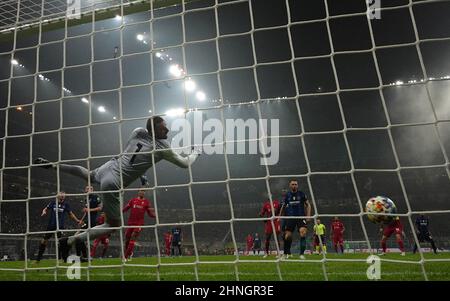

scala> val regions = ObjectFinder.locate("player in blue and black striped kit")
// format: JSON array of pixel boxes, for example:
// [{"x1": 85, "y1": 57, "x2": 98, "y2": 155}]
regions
[
  {"x1": 279, "y1": 179, "x2": 311, "y2": 259},
  {"x1": 171, "y1": 227, "x2": 183, "y2": 256},
  {"x1": 35, "y1": 192, "x2": 81, "y2": 263},
  {"x1": 413, "y1": 215, "x2": 438, "y2": 254}
]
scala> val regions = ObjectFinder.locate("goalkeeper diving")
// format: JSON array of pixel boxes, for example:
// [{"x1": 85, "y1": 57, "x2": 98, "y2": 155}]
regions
[{"x1": 34, "y1": 116, "x2": 200, "y2": 262}]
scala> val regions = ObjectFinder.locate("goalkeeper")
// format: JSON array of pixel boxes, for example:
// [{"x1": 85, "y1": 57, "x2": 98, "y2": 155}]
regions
[{"x1": 34, "y1": 116, "x2": 200, "y2": 262}]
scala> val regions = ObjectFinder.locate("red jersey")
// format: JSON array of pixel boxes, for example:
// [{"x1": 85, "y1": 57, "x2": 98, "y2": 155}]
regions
[
  {"x1": 260, "y1": 200, "x2": 281, "y2": 219},
  {"x1": 331, "y1": 220, "x2": 345, "y2": 234},
  {"x1": 246, "y1": 235, "x2": 253, "y2": 246},
  {"x1": 123, "y1": 197, "x2": 155, "y2": 226},
  {"x1": 164, "y1": 232, "x2": 172, "y2": 244}
]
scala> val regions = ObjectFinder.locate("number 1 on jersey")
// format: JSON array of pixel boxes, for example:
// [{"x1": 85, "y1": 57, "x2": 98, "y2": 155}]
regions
[{"x1": 129, "y1": 143, "x2": 143, "y2": 165}]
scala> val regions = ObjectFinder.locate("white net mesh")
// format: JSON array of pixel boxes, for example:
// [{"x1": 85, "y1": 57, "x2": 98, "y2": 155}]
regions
[{"x1": 0, "y1": 0, "x2": 449, "y2": 281}]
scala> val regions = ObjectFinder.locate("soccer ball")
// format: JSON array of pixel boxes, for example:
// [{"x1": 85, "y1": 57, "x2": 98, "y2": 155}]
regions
[{"x1": 365, "y1": 196, "x2": 397, "y2": 223}]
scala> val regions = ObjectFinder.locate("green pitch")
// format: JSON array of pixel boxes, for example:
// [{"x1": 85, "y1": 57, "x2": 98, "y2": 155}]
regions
[{"x1": 0, "y1": 253, "x2": 449, "y2": 281}]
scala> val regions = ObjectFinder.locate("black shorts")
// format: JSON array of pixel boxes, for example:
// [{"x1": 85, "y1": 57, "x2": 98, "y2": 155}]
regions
[
  {"x1": 314, "y1": 235, "x2": 326, "y2": 244},
  {"x1": 43, "y1": 227, "x2": 62, "y2": 240},
  {"x1": 418, "y1": 232, "x2": 433, "y2": 242},
  {"x1": 171, "y1": 240, "x2": 181, "y2": 247},
  {"x1": 283, "y1": 219, "x2": 307, "y2": 232}
]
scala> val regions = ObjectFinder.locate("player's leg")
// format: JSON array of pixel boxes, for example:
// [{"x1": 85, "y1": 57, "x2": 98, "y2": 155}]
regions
[
  {"x1": 314, "y1": 235, "x2": 320, "y2": 254},
  {"x1": 321, "y1": 235, "x2": 327, "y2": 254},
  {"x1": 125, "y1": 229, "x2": 140, "y2": 259},
  {"x1": 424, "y1": 234, "x2": 438, "y2": 254},
  {"x1": 177, "y1": 243, "x2": 182, "y2": 256},
  {"x1": 395, "y1": 233, "x2": 405, "y2": 255},
  {"x1": 299, "y1": 220, "x2": 308, "y2": 258},
  {"x1": 264, "y1": 232, "x2": 272, "y2": 257},
  {"x1": 283, "y1": 230, "x2": 293, "y2": 257},
  {"x1": 36, "y1": 235, "x2": 50, "y2": 262},
  {"x1": 101, "y1": 237, "x2": 110, "y2": 258},
  {"x1": 413, "y1": 233, "x2": 420, "y2": 254},
  {"x1": 333, "y1": 236, "x2": 338, "y2": 253},
  {"x1": 339, "y1": 237, "x2": 344, "y2": 253},
  {"x1": 75, "y1": 225, "x2": 89, "y2": 259},
  {"x1": 394, "y1": 223, "x2": 405, "y2": 255},
  {"x1": 380, "y1": 234, "x2": 388, "y2": 254},
  {"x1": 124, "y1": 228, "x2": 133, "y2": 255},
  {"x1": 90, "y1": 238, "x2": 101, "y2": 258},
  {"x1": 60, "y1": 184, "x2": 121, "y2": 262},
  {"x1": 381, "y1": 225, "x2": 394, "y2": 255},
  {"x1": 34, "y1": 158, "x2": 97, "y2": 183},
  {"x1": 283, "y1": 219, "x2": 294, "y2": 258}
]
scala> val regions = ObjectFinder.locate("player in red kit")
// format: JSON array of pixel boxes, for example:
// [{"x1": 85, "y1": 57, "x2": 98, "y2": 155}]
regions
[
  {"x1": 245, "y1": 234, "x2": 253, "y2": 255},
  {"x1": 331, "y1": 216, "x2": 345, "y2": 254},
  {"x1": 164, "y1": 230, "x2": 172, "y2": 256},
  {"x1": 259, "y1": 199, "x2": 281, "y2": 258},
  {"x1": 122, "y1": 189, "x2": 156, "y2": 261},
  {"x1": 380, "y1": 217, "x2": 405, "y2": 256},
  {"x1": 90, "y1": 213, "x2": 110, "y2": 258}
]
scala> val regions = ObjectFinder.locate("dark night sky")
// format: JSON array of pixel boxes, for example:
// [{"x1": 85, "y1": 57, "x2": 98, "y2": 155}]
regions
[{"x1": 0, "y1": 0, "x2": 449, "y2": 244}]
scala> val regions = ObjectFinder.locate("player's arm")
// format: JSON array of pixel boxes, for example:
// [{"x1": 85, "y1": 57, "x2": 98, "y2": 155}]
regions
[
  {"x1": 41, "y1": 205, "x2": 49, "y2": 216},
  {"x1": 259, "y1": 205, "x2": 265, "y2": 218},
  {"x1": 305, "y1": 199, "x2": 312, "y2": 220},
  {"x1": 123, "y1": 200, "x2": 132, "y2": 212},
  {"x1": 161, "y1": 147, "x2": 200, "y2": 168},
  {"x1": 279, "y1": 204, "x2": 286, "y2": 217},
  {"x1": 83, "y1": 205, "x2": 102, "y2": 213},
  {"x1": 146, "y1": 204, "x2": 156, "y2": 218},
  {"x1": 68, "y1": 211, "x2": 82, "y2": 224}
]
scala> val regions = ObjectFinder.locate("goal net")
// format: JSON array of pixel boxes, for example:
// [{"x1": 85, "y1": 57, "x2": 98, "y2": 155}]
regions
[{"x1": 0, "y1": 0, "x2": 449, "y2": 281}]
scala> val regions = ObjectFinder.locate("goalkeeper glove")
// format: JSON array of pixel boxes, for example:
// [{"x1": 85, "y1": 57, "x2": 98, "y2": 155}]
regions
[{"x1": 140, "y1": 175, "x2": 148, "y2": 186}]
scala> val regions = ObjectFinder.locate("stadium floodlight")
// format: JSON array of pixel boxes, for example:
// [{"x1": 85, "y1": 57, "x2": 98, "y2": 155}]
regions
[
  {"x1": 395, "y1": 80, "x2": 404, "y2": 86},
  {"x1": 113, "y1": 116, "x2": 117, "y2": 120},
  {"x1": 165, "y1": 107, "x2": 185, "y2": 117},
  {"x1": 148, "y1": 110, "x2": 152, "y2": 113},
  {"x1": 16, "y1": 106, "x2": 23, "y2": 111},
  {"x1": 184, "y1": 79, "x2": 196, "y2": 92},
  {"x1": 115, "y1": 15, "x2": 122, "y2": 20},
  {"x1": 169, "y1": 64, "x2": 183, "y2": 77},
  {"x1": 136, "y1": 34, "x2": 144, "y2": 41},
  {"x1": 98, "y1": 106, "x2": 106, "y2": 113},
  {"x1": 81, "y1": 97, "x2": 89, "y2": 103},
  {"x1": 38, "y1": 74, "x2": 44, "y2": 80},
  {"x1": 155, "y1": 52, "x2": 162, "y2": 58},
  {"x1": 196, "y1": 91, "x2": 206, "y2": 101},
  {"x1": 11, "y1": 59, "x2": 18, "y2": 65}
]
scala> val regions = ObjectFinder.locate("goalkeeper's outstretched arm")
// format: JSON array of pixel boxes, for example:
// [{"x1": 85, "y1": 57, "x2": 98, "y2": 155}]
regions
[{"x1": 161, "y1": 147, "x2": 200, "y2": 168}]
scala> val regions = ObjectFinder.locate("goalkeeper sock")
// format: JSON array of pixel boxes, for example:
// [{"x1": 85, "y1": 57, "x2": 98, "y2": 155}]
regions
[
  {"x1": 265, "y1": 239, "x2": 270, "y2": 254},
  {"x1": 381, "y1": 239, "x2": 387, "y2": 253},
  {"x1": 68, "y1": 223, "x2": 114, "y2": 245},
  {"x1": 300, "y1": 237, "x2": 306, "y2": 255},
  {"x1": 315, "y1": 245, "x2": 320, "y2": 253}
]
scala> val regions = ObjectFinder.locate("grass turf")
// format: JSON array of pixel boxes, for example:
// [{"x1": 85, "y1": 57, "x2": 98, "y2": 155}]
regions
[{"x1": 0, "y1": 253, "x2": 449, "y2": 281}]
